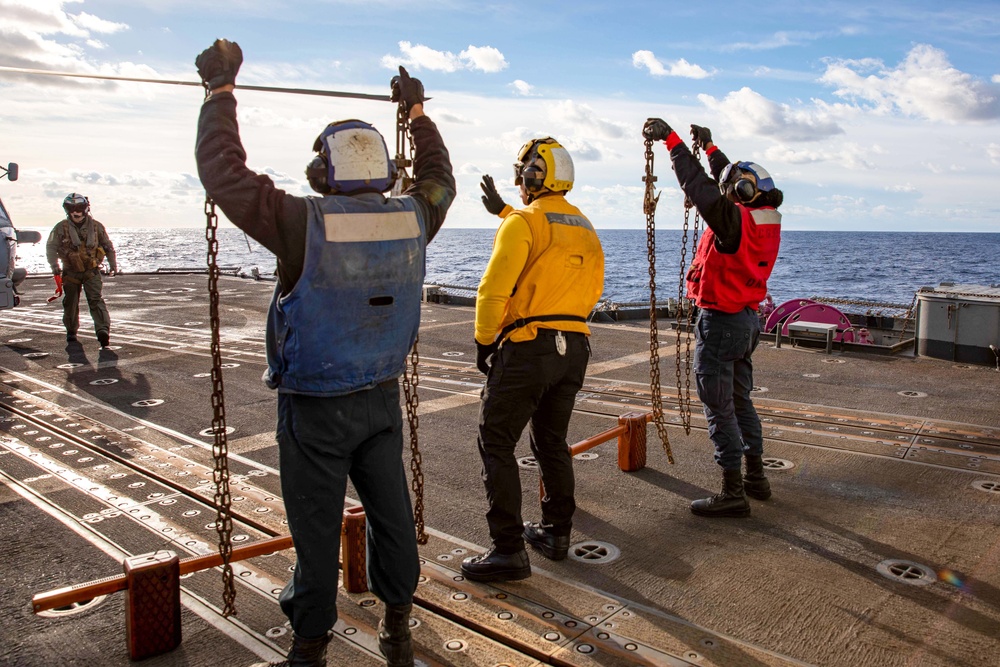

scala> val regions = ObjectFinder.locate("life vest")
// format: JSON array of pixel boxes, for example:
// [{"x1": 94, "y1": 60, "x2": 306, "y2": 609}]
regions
[
  {"x1": 686, "y1": 206, "x2": 781, "y2": 313},
  {"x1": 499, "y1": 195, "x2": 605, "y2": 343},
  {"x1": 265, "y1": 192, "x2": 426, "y2": 395},
  {"x1": 59, "y1": 218, "x2": 106, "y2": 273}
]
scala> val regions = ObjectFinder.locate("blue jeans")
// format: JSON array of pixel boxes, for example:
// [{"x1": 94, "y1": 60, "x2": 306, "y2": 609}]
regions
[
  {"x1": 694, "y1": 307, "x2": 763, "y2": 471},
  {"x1": 276, "y1": 382, "x2": 419, "y2": 638}
]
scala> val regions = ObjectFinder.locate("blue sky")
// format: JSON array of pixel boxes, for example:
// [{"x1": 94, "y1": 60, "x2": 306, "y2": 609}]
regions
[{"x1": 1, "y1": 0, "x2": 998, "y2": 231}]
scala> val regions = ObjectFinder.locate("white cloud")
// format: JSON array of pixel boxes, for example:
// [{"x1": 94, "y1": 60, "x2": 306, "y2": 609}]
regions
[
  {"x1": 510, "y1": 79, "x2": 535, "y2": 96},
  {"x1": 988, "y1": 143, "x2": 1000, "y2": 165},
  {"x1": 548, "y1": 100, "x2": 630, "y2": 140},
  {"x1": 993, "y1": 75, "x2": 1000, "y2": 84},
  {"x1": 631, "y1": 50, "x2": 711, "y2": 79},
  {"x1": 723, "y1": 31, "x2": 819, "y2": 52},
  {"x1": 435, "y1": 109, "x2": 478, "y2": 125},
  {"x1": 885, "y1": 183, "x2": 918, "y2": 193},
  {"x1": 71, "y1": 11, "x2": 128, "y2": 34},
  {"x1": 698, "y1": 87, "x2": 845, "y2": 142},
  {"x1": 85, "y1": 39, "x2": 107, "y2": 50},
  {"x1": 381, "y1": 41, "x2": 507, "y2": 73},
  {"x1": 459, "y1": 45, "x2": 507, "y2": 73},
  {"x1": 820, "y1": 44, "x2": 1000, "y2": 122},
  {"x1": 762, "y1": 143, "x2": 875, "y2": 170}
]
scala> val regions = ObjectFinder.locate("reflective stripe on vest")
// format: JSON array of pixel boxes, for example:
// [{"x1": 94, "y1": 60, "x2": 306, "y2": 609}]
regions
[
  {"x1": 499, "y1": 196, "x2": 605, "y2": 343},
  {"x1": 265, "y1": 193, "x2": 426, "y2": 396},
  {"x1": 686, "y1": 206, "x2": 781, "y2": 313}
]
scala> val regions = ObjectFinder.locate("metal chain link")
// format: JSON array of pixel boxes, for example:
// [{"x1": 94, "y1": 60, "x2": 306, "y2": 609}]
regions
[
  {"x1": 204, "y1": 197, "x2": 236, "y2": 617},
  {"x1": 673, "y1": 146, "x2": 702, "y2": 435},
  {"x1": 396, "y1": 104, "x2": 426, "y2": 543},
  {"x1": 401, "y1": 338, "x2": 426, "y2": 544},
  {"x1": 642, "y1": 138, "x2": 674, "y2": 464}
]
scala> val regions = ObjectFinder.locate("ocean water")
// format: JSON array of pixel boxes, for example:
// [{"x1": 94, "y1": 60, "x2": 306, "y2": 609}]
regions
[{"x1": 15, "y1": 228, "x2": 1000, "y2": 310}]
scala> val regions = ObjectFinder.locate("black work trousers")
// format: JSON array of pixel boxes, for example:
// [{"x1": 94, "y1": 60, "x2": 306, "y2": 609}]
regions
[
  {"x1": 477, "y1": 329, "x2": 590, "y2": 553},
  {"x1": 275, "y1": 382, "x2": 419, "y2": 639}
]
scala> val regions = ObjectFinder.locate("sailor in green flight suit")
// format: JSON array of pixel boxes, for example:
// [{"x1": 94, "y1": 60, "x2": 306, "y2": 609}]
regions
[{"x1": 45, "y1": 193, "x2": 118, "y2": 347}]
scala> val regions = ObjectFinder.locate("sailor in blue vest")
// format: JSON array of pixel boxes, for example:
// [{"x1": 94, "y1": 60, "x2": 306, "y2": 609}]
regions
[{"x1": 195, "y1": 40, "x2": 455, "y2": 667}]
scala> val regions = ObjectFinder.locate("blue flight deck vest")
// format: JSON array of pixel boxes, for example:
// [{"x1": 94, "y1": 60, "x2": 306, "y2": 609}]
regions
[{"x1": 265, "y1": 192, "x2": 426, "y2": 396}]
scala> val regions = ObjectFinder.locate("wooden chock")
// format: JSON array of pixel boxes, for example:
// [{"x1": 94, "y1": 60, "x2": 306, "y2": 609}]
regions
[
  {"x1": 617, "y1": 412, "x2": 649, "y2": 472},
  {"x1": 341, "y1": 506, "x2": 368, "y2": 593},
  {"x1": 124, "y1": 550, "x2": 181, "y2": 661}
]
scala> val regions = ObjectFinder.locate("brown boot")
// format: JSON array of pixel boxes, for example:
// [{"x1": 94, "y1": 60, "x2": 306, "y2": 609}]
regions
[
  {"x1": 690, "y1": 468, "x2": 751, "y2": 518},
  {"x1": 250, "y1": 631, "x2": 331, "y2": 667},
  {"x1": 378, "y1": 603, "x2": 414, "y2": 667}
]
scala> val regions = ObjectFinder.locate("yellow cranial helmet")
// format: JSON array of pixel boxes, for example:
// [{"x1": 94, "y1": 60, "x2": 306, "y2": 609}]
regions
[{"x1": 513, "y1": 137, "x2": 574, "y2": 194}]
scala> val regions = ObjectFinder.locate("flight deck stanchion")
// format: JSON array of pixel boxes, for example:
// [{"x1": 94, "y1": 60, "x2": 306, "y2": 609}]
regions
[
  {"x1": 341, "y1": 506, "x2": 368, "y2": 593},
  {"x1": 617, "y1": 412, "x2": 649, "y2": 472},
  {"x1": 124, "y1": 551, "x2": 182, "y2": 660}
]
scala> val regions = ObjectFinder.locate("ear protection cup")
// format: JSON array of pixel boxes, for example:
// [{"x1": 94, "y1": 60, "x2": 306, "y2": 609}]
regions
[
  {"x1": 521, "y1": 165, "x2": 545, "y2": 193},
  {"x1": 305, "y1": 154, "x2": 332, "y2": 194},
  {"x1": 734, "y1": 178, "x2": 758, "y2": 203}
]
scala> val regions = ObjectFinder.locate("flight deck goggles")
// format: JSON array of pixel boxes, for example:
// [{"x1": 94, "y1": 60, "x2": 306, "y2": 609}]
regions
[{"x1": 66, "y1": 203, "x2": 88, "y2": 213}]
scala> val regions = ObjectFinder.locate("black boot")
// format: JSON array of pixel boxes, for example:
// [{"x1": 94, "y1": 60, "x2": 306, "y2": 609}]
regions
[
  {"x1": 66, "y1": 332, "x2": 77, "y2": 342},
  {"x1": 523, "y1": 522, "x2": 570, "y2": 561},
  {"x1": 690, "y1": 469, "x2": 751, "y2": 518},
  {"x1": 378, "y1": 603, "x2": 414, "y2": 667},
  {"x1": 97, "y1": 330, "x2": 110, "y2": 348},
  {"x1": 460, "y1": 547, "x2": 531, "y2": 582},
  {"x1": 744, "y1": 455, "x2": 772, "y2": 500},
  {"x1": 250, "y1": 631, "x2": 331, "y2": 667}
]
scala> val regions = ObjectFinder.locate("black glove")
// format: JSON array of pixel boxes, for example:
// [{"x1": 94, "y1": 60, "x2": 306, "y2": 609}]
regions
[
  {"x1": 690, "y1": 124, "x2": 713, "y2": 150},
  {"x1": 390, "y1": 66, "x2": 425, "y2": 114},
  {"x1": 642, "y1": 118, "x2": 672, "y2": 142},
  {"x1": 476, "y1": 340, "x2": 499, "y2": 375},
  {"x1": 479, "y1": 175, "x2": 507, "y2": 216},
  {"x1": 196, "y1": 39, "x2": 243, "y2": 90}
]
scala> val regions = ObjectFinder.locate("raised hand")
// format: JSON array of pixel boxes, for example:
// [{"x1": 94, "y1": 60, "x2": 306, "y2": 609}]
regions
[{"x1": 196, "y1": 39, "x2": 243, "y2": 90}]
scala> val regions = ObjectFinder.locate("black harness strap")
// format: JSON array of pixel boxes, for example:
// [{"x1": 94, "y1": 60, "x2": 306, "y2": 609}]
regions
[{"x1": 498, "y1": 314, "x2": 587, "y2": 341}]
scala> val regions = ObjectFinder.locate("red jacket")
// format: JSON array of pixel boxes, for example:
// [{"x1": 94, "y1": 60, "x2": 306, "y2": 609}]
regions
[{"x1": 686, "y1": 206, "x2": 781, "y2": 313}]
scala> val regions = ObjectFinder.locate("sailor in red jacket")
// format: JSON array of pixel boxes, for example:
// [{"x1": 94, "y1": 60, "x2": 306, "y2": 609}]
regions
[{"x1": 643, "y1": 118, "x2": 783, "y2": 518}]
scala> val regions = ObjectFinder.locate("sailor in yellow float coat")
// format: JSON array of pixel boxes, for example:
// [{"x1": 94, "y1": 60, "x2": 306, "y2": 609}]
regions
[{"x1": 462, "y1": 137, "x2": 604, "y2": 583}]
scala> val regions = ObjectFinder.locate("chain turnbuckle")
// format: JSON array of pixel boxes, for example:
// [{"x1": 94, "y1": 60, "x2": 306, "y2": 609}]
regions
[
  {"x1": 204, "y1": 197, "x2": 236, "y2": 616},
  {"x1": 643, "y1": 138, "x2": 674, "y2": 464}
]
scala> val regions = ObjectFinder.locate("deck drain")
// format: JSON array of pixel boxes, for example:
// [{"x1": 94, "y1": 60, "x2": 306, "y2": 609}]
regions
[
  {"x1": 576, "y1": 644, "x2": 595, "y2": 654},
  {"x1": 802, "y1": 373, "x2": 820, "y2": 378},
  {"x1": 822, "y1": 358, "x2": 846, "y2": 364},
  {"x1": 131, "y1": 399, "x2": 164, "y2": 407},
  {"x1": 972, "y1": 480, "x2": 1000, "y2": 494},
  {"x1": 762, "y1": 458, "x2": 794, "y2": 471},
  {"x1": 444, "y1": 640, "x2": 466, "y2": 652},
  {"x1": 750, "y1": 386, "x2": 768, "y2": 392},
  {"x1": 568, "y1": 541, "x2": 620, "y2": 564},
  {"x1": 574, "y1": 452, "x2": 598, "y2": 461},
  {"x1": 199, "y1": 426, "x2": 235, "y2": 436},
  {"x1": 23, "y1": 352, "x2": 49, "y2": 359},
  {"x1": 37, "y1": 595, "x2": 107, "y2": 618},
  {"x1": 876, "y1": 559, "x2": 935, "y2": 586},
  {"x1": 265, "y1": 627, "x2": 287, "y2": 638},
  {"x1": 442, "y1": 351, "x2": 464, "y2": 357},
  {"x1": 57, "y1": 363, "x2": 83, "y2": 369},
  {"x1": 90, "y1": 378, "x2": 118, "y2": 385},
  {"x1": 897, "y1": 390, "x2": 927, "y2": 398},
  {"x1": 517, "y1": 456, "x2": 538, "y2": 470},
  {"x1": 8, "y1": 338, "x2": 31, "y2": 343}
]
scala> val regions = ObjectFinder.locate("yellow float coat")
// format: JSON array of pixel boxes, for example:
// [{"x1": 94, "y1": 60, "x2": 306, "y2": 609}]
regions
[{"x1": 475, "y1": 194, "x2": 605, "y2": 344}]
